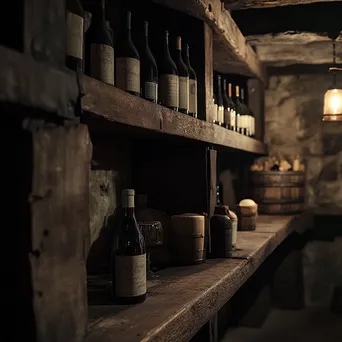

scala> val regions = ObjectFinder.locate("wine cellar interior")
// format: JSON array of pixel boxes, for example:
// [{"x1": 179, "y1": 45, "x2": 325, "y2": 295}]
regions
[{"x1": 8, "y1": 0, "x2": 342, "y2": 342}]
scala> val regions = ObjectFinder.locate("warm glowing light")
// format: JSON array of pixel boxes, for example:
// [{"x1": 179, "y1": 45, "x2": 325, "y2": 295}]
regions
[{"x1": 323, "y1": 88, "x2": 342, "y2": 121}]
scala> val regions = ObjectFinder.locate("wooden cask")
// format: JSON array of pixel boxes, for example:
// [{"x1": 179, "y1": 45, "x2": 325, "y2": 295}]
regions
[{"x1": 250, "y1": 171, "x2": 305, "y2": 215}]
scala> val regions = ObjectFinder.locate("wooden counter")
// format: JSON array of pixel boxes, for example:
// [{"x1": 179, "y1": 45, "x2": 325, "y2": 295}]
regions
[{"x1": 86, "y1": 214, "x2": 312, "y2": 342}]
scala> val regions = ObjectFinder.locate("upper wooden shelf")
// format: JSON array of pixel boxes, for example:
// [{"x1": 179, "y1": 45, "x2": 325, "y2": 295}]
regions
[
  {"x1": 151, "y1": 0, "x2": 267, "y2": 83},
  {"x1": 0, "y1": 46, "x2": 78, "y2": 120},
  {"x1": 82, "y1": 76, "x2": 267, "y2": 155},
  {"x1": 86, "y1": 213, "x2": 312, "y2": 342}
]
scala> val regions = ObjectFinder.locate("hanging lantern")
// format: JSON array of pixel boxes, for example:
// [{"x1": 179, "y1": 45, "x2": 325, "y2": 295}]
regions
[{"x1": 322, "y1": 39, "x2": 342, "y2": 122}]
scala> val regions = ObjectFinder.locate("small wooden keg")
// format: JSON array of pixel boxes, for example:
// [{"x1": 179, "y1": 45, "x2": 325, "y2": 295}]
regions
[
  {"x1": 250, "y1": 171, "x2": 305, "y2": 214},
  {"x1": 237, "y1": 199, "x2": 258, "y2": 231},
  {"x1": 170, "y1": 213, "x2": 205, "y2": 265}
]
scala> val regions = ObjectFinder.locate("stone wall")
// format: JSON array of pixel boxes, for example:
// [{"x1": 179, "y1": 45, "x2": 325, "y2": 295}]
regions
[
  {"x1": 265, "y1": 74, "x2": 342, "y2": 307},
  {"x1": 265, "y1": 74, "x2": 342, "y2": 211}
]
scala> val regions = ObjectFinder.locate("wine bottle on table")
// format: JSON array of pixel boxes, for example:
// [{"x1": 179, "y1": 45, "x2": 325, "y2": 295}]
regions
[
  {"x1": 235, "y1": 85, "x2": 244, "y2": 134},
  {"x1": 159, "y1": 31, "x2": 179, "y2": 111},
  {"x1": 222, "y1": 79, "x2": 230, "y2": 129},
  {"x1": 175, "y1": 36, "x2": 189, "y2": 114},
  {"x1": 228, "y1": 83, "x2": 236, "y2": 132},
  {"x1": 215, "y1": 75, "x2": 224, "y2": 126},
  {"x1": 184, "y1": 44, "x2": 197, "y2": 118},
  {"x1": 66, "y1": 0, "x2": 84, "y2": 72},
  {"x1": 112, "y1": 189, "x2": 147, "y2": 304},
  {"x1": 116, "y1": 11, "x2": 140, "y2": 96},
  {"x1": 85, "y1": 0, "x2": 114, "y2": 85},
  {"x1": 140, "y1": 21, "x2": 158, "y2": 103}
]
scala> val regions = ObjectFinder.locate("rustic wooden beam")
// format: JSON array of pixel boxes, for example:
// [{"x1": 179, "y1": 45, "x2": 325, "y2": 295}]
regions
[
  {"x1": 0, "y1": 46, "x2": 79, "y2": 119},
  {"x1": 224, "y1": 0, "x2": 338, "y2": 10},
  {"x1": 86, "y1": 214, "x2": 313, "y2": 342},
  {"x1": 82, "y1": 76, "x2": 268, "y2": 154},
  {"x1": 151, "y1": 0, "x2": 267, "y2": 83},
  {"x1": 17, "y1": 122, "x2": 91, "y2": 342},
  {"x1": 245, "y1": 32, "x2": 342, "y2": 66},
  {"x1": 246, "y1": 31, "x2": 342, "y2": 45},
  {"x1": 204, "y1": 22, "x2": 214, "y2": 123}
]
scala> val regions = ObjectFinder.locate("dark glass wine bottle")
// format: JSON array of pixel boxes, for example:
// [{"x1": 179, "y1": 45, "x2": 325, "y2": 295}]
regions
[
  {"x1": 184, "y1": 44, "x2": 197, "y2": 118},
  {"x1": 228, "y1": 83, "x2": 236, "y2": 132},
  {"x1": 213, "y1": 93, "x2": 218, "y2": 124},
  {"x1": 250, "y1": 110, "x2": 255, "y2": 138},
  {"x1": 235, "y1": 85, "x2": 244, "y2": 134},
  {"x1": 112, "y1": 189, "x2": 147, "y2": 305},
  {"x1": 215, "y1": 75, "x2": 224, "y2": 126},
  {"x1": 241, "y1": 88, "x2": 251, "y2": 136},
  {"x1": 175, "y1": 36, "x2": 189, "y2": 114},
  {"x1": 116, "y1": 11, "x2": 140, "y2": 96},
  {"x1": 66, "y1": 0, "x2": 84, "y2": 72},
  {"x1": 85, "y1": 0, "x2": 114, "y2": 85},
  {"x1": 222, "y1": 79, "x2": 230, "y2": 129},
  {"x1": 140, "y1": 21, "x2": 158, "y2": 103},
  {"x1": 159, "y1": 31, "x2": 179, "y2": 111}
]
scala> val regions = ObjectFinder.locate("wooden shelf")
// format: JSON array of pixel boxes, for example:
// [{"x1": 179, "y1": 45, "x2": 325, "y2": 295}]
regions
[
  {"x1": 82, "y1": 76, "x2": 267, "y2": 154},
  {"x1": 0, "y1": 46, "x2": 79, "y2": 119},
  {"x1": 86, "y1": 213, "x2": 313, "y2": 342},
  {"x1": 151, "y1": 0, "x2": 267, "y2": 83}
]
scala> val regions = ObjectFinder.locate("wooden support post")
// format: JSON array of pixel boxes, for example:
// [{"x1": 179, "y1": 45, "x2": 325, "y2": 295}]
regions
[
  {"x1": 247, "y1": 78, "x2": 265, "y2": 142},
  {"x1": 16, "y1": 120, "x2": 91, "y2": 342},
  {"x1": 204, "y1": 22, "x2": 214, "y2": 123}
]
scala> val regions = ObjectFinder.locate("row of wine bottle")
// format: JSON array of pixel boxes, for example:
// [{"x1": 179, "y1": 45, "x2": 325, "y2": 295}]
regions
[
  {"x1": 65, "y1": 0, "x2": 198, "y2": 117},
  {"x1": 213, "y1": 75, "x2": 255, "y2": 138}
]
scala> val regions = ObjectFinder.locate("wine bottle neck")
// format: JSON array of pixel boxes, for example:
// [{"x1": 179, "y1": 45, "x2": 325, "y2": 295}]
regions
[
  {"x1": 164, "y1": 33, "x2": 172, "y2": 59},
  {"x1": 185, "y1": 45, "x2": 190, "y2": 65},
  {"x1": 123, "y1": 207, "x2": 135, "y2": 218},
  {"x1": 144, "y1": 22, "x2": 149, "y2": 46}
]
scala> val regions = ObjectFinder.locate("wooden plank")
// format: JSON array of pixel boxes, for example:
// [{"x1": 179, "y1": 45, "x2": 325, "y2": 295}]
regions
[
  {"x1": 26, "y1": 124, "x2": 91, "y2": 342},
  {"x1": 86, "y1": 214, "x2": 311, "y2": 342},
  {"x1": 224, "y1": 0, "x2": 337, "y2": 10},
  {"x1": 82, "y1": 76, "x2": 268, "y2": 155},
  {"x1": 151, "y1": 0, "x2": 266, "y2": 83},
  {"x1": 0, "y1": 46, "x2": 79, "y2": 119},
  {"x1": 204, "y1": 22, "x2": 214, "y2": 123}
]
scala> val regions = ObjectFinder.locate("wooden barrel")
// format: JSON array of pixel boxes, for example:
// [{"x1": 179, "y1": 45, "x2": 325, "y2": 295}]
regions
[{"x1": 250, "y1": 171, "x2": 305, "y2": 215}]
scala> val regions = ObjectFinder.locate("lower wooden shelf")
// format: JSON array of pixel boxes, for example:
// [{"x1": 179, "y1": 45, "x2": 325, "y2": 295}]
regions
[
  {"x1": 85, "y1": 213, "x2": 312, "y2": 342},
  {"x1": 82, "y1": 76, "x2": 268, "y2": 155}
]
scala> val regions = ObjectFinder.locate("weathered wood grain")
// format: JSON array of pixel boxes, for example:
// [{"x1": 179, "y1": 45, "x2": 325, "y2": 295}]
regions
[
  {"x1": 86, "y1": 214, "x2": 312, "y2": 342},
  {"x1": 204, "y1": 22, "x2": 214, "y2": 123},
  {"x1": 82, "y1": 76, "x2": 268, "y2": 155},
  {"x1": 151, "y1": 0, "x2": 266, "y2": 83},
  {"x1": 29, "y1": 124, "x2": 91, "y2": 342},
  {"x1": 0, "y1": 46, "x2": 79, "y2": 119},
  {"x1": 224, "y1": 0, "x2": 337, "y2": 10}
]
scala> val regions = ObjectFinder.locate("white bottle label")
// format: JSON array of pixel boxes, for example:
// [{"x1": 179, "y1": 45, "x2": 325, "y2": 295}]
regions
[
  {"x1": 115, "y1": 254, "x2": 146, "y2": 297},
  {"x1": 230, "y1": 109, "x2": 236, "y2": 130},
  {"x1": 213, "y1": 103, "x2": 218, "y2": 122},
  {"x1": 179, "y1": 76, "x2": 189, "y2": 111},
  {"x1": 217, "y1": 105, "x2": 224, "y2": 124},
  {"x1": 144, "y1": 81, "x2": 158, "y2": 102},
  {"x1": 90, "y1": 44, "x2": 114, "y2": 85},
  {"x1": 189, "y1": 79, "x2": 197, "y2": 116},
  {"x1": 224, "y1": 109, "x2": 231, "y2": 127},
  {"x1": 236, "y1": 114, "x2": 241, "y2": 131},
  {"x1": 116, "y1": 57, "x2": 140, "y2": 94},
  {"x1": 251, "y1": 116, "x2": 255, "y2": 136},
  {"x1": 66, "y1": 12, "x2": 84, "y2": 59},
  {"x1": 232, "y1": 220, "x2": 237, "y2": 247},
  {"x1": 159, "y1": 74, "x2": 179, "y2": 108}
]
